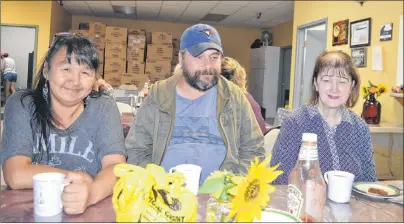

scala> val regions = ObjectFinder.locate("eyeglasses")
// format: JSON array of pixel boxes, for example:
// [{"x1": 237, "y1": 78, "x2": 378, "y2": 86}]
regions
[
  {"x1": 49, "y1": 32, "x2": 83, "y2": 48},
  {"x1": 222, "y1": 69, "x2": 234, "y2": 80}
]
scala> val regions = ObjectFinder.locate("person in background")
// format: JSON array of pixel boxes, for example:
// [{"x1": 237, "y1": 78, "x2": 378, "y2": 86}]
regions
[
  {"x1": 270, "y1": 50, "x2": 377, "y2": 184},
  {"x1": 1, "y1": 53, "x2": 17, "y2": 101},
  {"x1": 125, "y1": 24, "x2": 265, "y2": 185},
  {"x1": 0, "y1": 33, "x2": 126, "y2": 214},
  {"x1": 221, "y1": 56, "x2": 269, "y2": 134}
]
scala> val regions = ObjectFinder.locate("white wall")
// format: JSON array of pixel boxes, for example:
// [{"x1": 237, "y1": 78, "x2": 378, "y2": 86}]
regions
[{"x1": 1, "y1": 26, "x2": 36, "y2": 89}]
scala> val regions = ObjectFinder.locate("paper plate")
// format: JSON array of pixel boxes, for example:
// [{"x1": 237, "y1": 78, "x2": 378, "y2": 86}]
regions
[
  {"x1": 353, "y1": 182, "x2": 402, "y2": 199},
  {"x1": 253, "y1": 208, "x2": 301, "y2": 222}
]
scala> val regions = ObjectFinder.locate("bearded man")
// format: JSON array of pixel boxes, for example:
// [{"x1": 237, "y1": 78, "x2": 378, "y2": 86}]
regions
[{"x1": 126, "y1": 24, "x2": 264, "y2": 184}]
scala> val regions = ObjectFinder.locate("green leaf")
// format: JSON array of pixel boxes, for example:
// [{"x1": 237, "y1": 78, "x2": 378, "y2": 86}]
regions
[
  {"x1": 199, "y1": 178, "x2": 225, "y2": 194},
  {"x1": 219, "y1": 190, "x2": 229, "y2": 201}
]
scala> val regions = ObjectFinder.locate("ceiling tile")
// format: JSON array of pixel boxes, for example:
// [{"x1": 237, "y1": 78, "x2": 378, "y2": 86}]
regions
[
  {"x1": 157, "y1": 1, "x2": 190, "y2": 21},
  {"x1": 63, "y1": 1, "x2": 93, "y2": 15},
  {"x1": 136, "y1": 1, "x2": 162, "y2": 19},
  {"x1": 178, "y1": 1, "x2": 220, "y2": 23},
  {"x1": 209, "y1": 1, "x2": 250, "y2": 15},
  {"x1": 220, "y1": 1, "x2": 281, "y2": 24},
  {"x1": 110, "y1": 1, "x2": 137, "y2": 7},
  {"x1": 85, "y1": 1, "x2": 114, "y2": 17}
]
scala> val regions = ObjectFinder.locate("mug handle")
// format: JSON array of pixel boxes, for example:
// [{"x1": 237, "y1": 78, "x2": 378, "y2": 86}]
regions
[
  {"x1": 169, "y1": 167, "x2": 176, "y2": 173},
  {"x1": 323, "y1": 171, "x2": 329, "y2": 184}
]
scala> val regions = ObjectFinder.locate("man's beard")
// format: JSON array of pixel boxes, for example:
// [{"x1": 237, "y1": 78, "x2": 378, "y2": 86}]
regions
[{"x1": 182, "y1": 64, "x2": 219, "y2": 92}]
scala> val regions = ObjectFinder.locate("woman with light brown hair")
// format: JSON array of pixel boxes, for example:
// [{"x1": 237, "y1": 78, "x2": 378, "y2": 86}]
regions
[
  {"x1": 270, "y1": 50, "x2": 377, "y2": 184},
  {"x1": 221, "y1": 56, "x2": 268, "y2": 134}
]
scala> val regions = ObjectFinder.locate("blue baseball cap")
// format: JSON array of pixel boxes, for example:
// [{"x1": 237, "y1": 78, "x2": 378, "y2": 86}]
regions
[{"x1": 180, "y1": 24, "x2": 223, "y2": 57}]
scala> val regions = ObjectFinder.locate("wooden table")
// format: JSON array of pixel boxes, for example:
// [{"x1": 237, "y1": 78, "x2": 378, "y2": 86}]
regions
[{"x1": 1, "y1": 181, "x2": 402, "y2": 222}]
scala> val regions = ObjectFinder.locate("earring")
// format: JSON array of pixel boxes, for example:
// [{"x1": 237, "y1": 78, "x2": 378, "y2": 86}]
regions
[{"x1": 43, "y1": 80, "x2": 49, "y2": 104}]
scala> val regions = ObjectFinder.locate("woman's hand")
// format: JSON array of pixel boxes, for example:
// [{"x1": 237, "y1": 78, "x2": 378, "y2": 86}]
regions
[{"x1": 62, "y1": 171, "x2": 94, "y2": 215}]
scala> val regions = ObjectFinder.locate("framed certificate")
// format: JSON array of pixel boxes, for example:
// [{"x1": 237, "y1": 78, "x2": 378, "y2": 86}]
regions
[
  {"x1": 332, "y1": 19, "x2": 349, "y2": 46},
  {"x1": 350, "y1": 18, "x2": 371, "y2": 48}
]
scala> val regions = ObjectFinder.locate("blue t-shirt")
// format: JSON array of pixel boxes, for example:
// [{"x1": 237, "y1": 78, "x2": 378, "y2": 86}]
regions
[{"x1": 161, "y1": 86, "x2": 226, "y2": 185}]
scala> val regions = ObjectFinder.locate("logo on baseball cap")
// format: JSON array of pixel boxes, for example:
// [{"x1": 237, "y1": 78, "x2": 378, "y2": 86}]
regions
[{"x1": 180, "y1": 24, "x2": 223, "y2": 57}]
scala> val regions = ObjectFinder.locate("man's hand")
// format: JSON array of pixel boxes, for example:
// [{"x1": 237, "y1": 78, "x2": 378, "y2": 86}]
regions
[{"x1": 62, "y1": 171, "x2": 94, "y2": 215}]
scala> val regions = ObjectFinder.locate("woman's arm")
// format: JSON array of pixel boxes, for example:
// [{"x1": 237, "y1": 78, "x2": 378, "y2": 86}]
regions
[
  {"x1": 357, "y1": 124, "x2": 377, "y2": 181},
  {"x1": 270, "y1": 116, "x2": 302, "y2": 184}
]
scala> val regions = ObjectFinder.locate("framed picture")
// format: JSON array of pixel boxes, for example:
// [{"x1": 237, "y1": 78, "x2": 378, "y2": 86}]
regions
[
  {"x1": 351, "y1": 47, "x2": 367, "y2": 68},
  {"x1": 332, "y1": 19, "x2": 349, "y2": 46},
  {"x1": 380, "y1": 23, "x2": 393, "y2": 41},
  {"x1": 350, "y1": 18, "x2": 371, "y2": 48}
]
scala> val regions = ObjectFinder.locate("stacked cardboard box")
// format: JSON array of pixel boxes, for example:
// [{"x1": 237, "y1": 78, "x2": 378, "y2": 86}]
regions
[
  {"x1": 104, "y1": 26, "x2": 128, "y2": 88},
  {"x1": 123, "y1": 28, "x2": 148, "y2": 89},
  {"x1": 146, "y1": 32, "x2": 173, "y2": 83},
  {"x1": 88, "y1": 22, "x2": 106, "y2": 77},
  {"x1": 171, "y1": 38, "x2": 180, "y2": 71}
]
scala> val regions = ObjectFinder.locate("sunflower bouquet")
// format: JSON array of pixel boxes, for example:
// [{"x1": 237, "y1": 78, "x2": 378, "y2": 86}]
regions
[
  {"x1": 362, "y1": 81, "x2": 387, "y2": 99},
  {"x1": 199, "y1": 154, "x2": 283, "y2": 222}
]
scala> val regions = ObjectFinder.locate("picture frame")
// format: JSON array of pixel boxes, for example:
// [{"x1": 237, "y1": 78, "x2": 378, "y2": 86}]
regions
[
  {"x1": 350, "y1": 18, "x2": 371, "y2": 48},
  {"x1": 351, "y1": 47, "x2": 367, "y2": 68},
  {"x1": 332, "y1": 19, "x2": 349, "y2": 46},
  {"x1": 380, "y1": 23, "x2": 393, "y2": 41}
]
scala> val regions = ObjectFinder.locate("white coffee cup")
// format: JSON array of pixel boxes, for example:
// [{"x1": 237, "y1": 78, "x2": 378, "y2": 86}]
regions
[
  {"x1": 324, "y1": 170, "x2": 355, "y2": 203},
  {"x1": 169, "y1": 164, "x2": 202, "y2": 195},
  {"x1": 33, "y1": 172, "x2": 69, "y2": 217}
]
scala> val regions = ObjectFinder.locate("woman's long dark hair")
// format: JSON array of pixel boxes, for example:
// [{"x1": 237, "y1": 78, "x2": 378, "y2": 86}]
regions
[{"x1": 21, "y1": 34, "x2": 100, "y2": 163}]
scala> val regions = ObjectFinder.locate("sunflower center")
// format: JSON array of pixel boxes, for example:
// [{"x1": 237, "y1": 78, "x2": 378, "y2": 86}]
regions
[{"x1": 244, "y1": 179, "x2": 260, "y2": 202}]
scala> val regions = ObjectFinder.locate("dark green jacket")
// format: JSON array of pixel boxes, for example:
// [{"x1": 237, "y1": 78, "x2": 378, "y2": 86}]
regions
[{"x1": 126, "y1": 73, "x2": 265, "y2": 174}]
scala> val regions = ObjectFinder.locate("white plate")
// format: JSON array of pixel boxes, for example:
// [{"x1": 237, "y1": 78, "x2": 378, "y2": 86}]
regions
[
  {"x1": 353, "y1": 182, "x2": 402, "y2": 199},
  {"x1": 253, "y1": 208, "x2": 301, "y2": 222}
]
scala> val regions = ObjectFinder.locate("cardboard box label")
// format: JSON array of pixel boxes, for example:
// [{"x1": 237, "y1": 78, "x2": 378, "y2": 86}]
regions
[
  {"x1": 145, "y1": 60, "x2": 171, "y2": 78},
  {"x1": 106, "y1": 27, "x2": 128, "y2": 44},
  {"x1": 104, "y1": 73, "x2": 122, "y2": 88},
  {"x1": 147, "y1": 44, "x2": 173, "y2": 61},
  {"x1": 105, "y1": 43, "x2": 126, "y2": 60},
  {"x1": 89, "y1": 22, "x2": 106, "y2": 36},
  {"x1": 127, "y1": 61, "x2": 145, "y2": 74},
  {"x1": 128, "y1": 35, "x2": 146, "y2": 48},
  {"x1": 89, "y1": 34, "x2": 105, "y2": 49},
  {"x1": 127, "y1": 47, "x2": 145, "y2": 62},
  {"x1": 128, "y1": 28, "x2": 146, "y2": 36},
  {"x1": 152, "y1": 32, "x2": 173, "y2": 45},
  {"x1": 105, "y1": 58, "x2": 126, "y2": 73},
  {"x1": 121, "y1": 73, "x2": 149, "y2": 89}
]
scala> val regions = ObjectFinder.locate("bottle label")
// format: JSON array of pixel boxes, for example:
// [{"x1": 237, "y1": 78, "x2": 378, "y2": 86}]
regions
[
  {"x1": 287, "y1": 184, "x2": 303, "y2": 218},
  {"x1": 305, "y1": 180, "x2": 326, "y2": 220},
  {"x1": 298, "y1": 148, "x2": 318, "y2": 160}
]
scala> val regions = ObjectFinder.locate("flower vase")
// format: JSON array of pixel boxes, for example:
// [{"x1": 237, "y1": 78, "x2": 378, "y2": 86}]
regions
[
  {"x1": 362, "y1": 94, "x2": 381, "y2": 124},
  {"x1": 206, "y1": 198, "x2": 234, "y2": 222}
]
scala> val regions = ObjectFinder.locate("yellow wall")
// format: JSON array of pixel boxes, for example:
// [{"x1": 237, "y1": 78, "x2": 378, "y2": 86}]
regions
[
  {"x1": 272, "y1": 20, "x2": 293, "y2": 47},
  {"x1": 290, "y1": 1, "x2": 404, "y2": 124},
  {"x1": 50, "y1": 1, "x2": 72, "y2": 44},
  {"x1": 1, "y1": 1, "x2": 52, "y2": 68},
  {"x1": 72, "y1": 16, "x2": 261, "y2": 74}
]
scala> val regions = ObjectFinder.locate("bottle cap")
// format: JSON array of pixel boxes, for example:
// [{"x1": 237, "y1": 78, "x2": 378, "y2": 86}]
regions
[{"x1": 302, "y1": 133, "x2": 317, "y2": 142}]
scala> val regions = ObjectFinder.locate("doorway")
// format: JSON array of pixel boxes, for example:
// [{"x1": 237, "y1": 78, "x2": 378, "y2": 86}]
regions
[
  {"x1": 277, "y1": 46, "x2": 292, "y2": 109},
  {"x1": 292, "y1": 18, "x2": 327, "y2": 109},
  {"x1": 1, "y1": 24, "x2": 38, "y2": 92}
]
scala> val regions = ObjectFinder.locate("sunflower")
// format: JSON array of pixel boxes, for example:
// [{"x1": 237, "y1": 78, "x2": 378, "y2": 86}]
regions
[
  {"x1": 377, "y1": 84, "x2": 387, "y2": 94},
  {"x1": 362, "y1": 86, "x2": 368, "y2": 98},
  {"x1": 226, "y1": 154, "x2": 283, "y2": 222}
]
